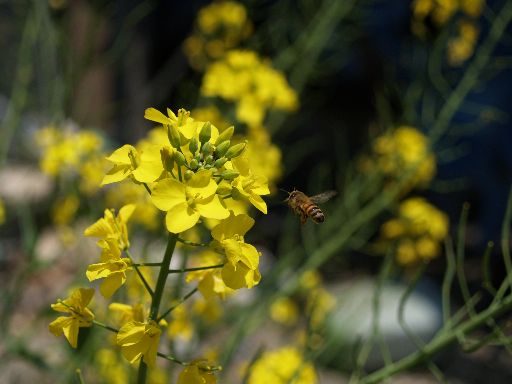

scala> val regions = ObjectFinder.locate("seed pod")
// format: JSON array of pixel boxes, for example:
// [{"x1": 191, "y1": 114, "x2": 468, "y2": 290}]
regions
[
  {"x1": 215, "y1": 126, "x2": 234, "y2": 145},
  {"x1": 214, "y1": 157, "x2": 228, "y2": 168},
  {"x1": 174, "y1": 151, "x2": 186, "y2": 166},
  {"x1": 225, "y1": 141, "x2": 246, "y2": 159},
  {"x1": 167, "y1": 124, "x2": 181, "y2": 148},
  {"x1": 215, "y1": 140, "x2": 230, "y2": 158},
  {"x1": 199, "y1": 121, "x2": 212, "y2": 144},
  {"x1": 189, "y1": 137, "x2": 199, "y2": 154},
  {"x1": 220, "y1": 169, "x2": 239, "y2": 180}
]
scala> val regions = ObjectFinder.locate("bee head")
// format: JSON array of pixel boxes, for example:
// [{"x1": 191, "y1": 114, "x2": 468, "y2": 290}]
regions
[{"x1": 281, "y1": 188, "x2": 296, "y2": 202}]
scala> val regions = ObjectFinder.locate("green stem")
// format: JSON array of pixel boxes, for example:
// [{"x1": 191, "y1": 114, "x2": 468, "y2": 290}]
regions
[
  {"x1": 177, "y1": 237, "x2": 209, "y2": 247},
  {"x1": 168, "y1": 264, "x2": 224, "y2": 274},
  {"x1": 360, "y1": 295, "x2": 512, "y2": 384},
  {"x1": 137, "y1": 232, "x2": 178, "y2": 384},
  {"x1": 157, "y1": 287, "x2": 198, "y2": 323},
  {"x1": 126, "y1": 250, "x2": 154, "y2": 297}
]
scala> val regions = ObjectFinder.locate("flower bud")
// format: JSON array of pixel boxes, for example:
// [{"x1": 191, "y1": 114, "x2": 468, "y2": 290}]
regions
[
  {"x1": 220, "y1": 169, "x2": 239, "y2": 180},
  {"x1": 177, "y1": 108, "x2": 189, "y2": 127},
  {"x1": 199, "y1": 121, "x2": 212, "y2": 144},
  {"x1": 189, "y1": 158, "x2": 199, "y2": 170},
  {"x1": 205, "y1": 155, "x2": 214, "y2": 164},
  {"x1": 174, "y1": 151, "x2": 186, "y2": 166},
  {"x1": 215, "y1": 126, "x2": 234, "y2": 145},
  {"x1": 214, "y1": 157, "x2": 228, "y2": 168},
  {"x1": 184, "y1": 169, "x2": 194, "y2": 181},
  {"x1": 225, "y1": 141, "x2": 246, "y2": 159},
  {"x1": 215, "y1": 140, "x2": 230, "y2": 158},
  {"x1": 167, "y1": 124, "x2": 181, "y2": 148},
  {"x1": 189, "y1": 137, "x2": 199, "y2": 154},
  {"x1": 160, "y1": 147, "x2": 174, "y2": 172},
  {"x1": 201, "y1": 141, "x2": 213, "y2": 156}
]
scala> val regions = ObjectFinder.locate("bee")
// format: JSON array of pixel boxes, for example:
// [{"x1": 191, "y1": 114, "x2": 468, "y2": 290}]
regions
[{"x1": 285, "y1": 189, "x2": 337, "y2": 224}]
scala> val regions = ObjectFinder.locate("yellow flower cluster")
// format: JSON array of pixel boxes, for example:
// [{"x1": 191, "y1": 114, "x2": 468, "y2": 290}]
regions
[
  {"x1": 447, "y1": 19, "x2": 479, "y2": 66},
  {"x1": 362, "y1": 126, "x2": 436, "y2": 190},
  {"x1": 35, "y1": 125, "x2": 107, "y2": 194},
  {"x1": 411, "y1": 0, "x2": 484, "y2": 65},
  {"x1": 183, "y1": 0, "x2": 252, "y2": 70},
  {"x1": 201, "y1": 50, "x2": 299, "y2": 128},
  {"x1": 247, "y1": 346, "x2": 317, "y2": 384},
  {"x1": 380, "y1": 197, "x2": 449, "y2": 265}
]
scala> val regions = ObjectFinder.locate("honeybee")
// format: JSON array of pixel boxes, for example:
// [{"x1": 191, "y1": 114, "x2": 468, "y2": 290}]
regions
[{"x1": 285, "y1": 189, "x2": 337, "y2": 224}]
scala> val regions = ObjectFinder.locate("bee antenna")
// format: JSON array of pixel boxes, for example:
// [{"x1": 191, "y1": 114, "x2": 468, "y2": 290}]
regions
[{"x1": 279, "y1": 188, "x2": 290, "y2": 195}]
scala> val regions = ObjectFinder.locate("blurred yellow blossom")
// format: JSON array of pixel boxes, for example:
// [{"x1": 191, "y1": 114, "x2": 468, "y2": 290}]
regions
[
  {"x1": 270, "y1": 297, "x2": 299, "y2": 326},
  {"x1": 178, "y1": 360, "x2": 218, "y2": 384},
  {"x1": 52, "y1": 194, "x2": 80, "y2": 226},
  {"x1": 167, "y1": 305, "x2": 194, "y2": 341},
  {"x1": 380, "y1": 197, "x2": 449, "y2": 265},
  {"x1": 247, "y1": 346, "x2": 317, "y2": 384},
  {"x1": 0, "y1": 198, "x2": 5, "y2": 225},
  {"x1": 364, "y1": 126, "x2": 436, "y2": 190},
  {"x1": 184, "y1": 0, "x2": 252, "y2": 70},
  {"x1": 201, "y1": 50, "x2": 298, "y2": 128},
  {"x1": 448, "y1": 19, "x2": 479, "y2": 66}
]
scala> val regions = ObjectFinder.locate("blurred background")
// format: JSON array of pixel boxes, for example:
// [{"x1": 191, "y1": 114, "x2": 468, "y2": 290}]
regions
[{"x1": 0, "y1": 0, "x2": 512, "y2": 383}]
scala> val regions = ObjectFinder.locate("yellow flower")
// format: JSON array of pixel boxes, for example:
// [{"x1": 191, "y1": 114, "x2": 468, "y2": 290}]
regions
[
  {"x1": 167, "y1": 305, "x2": 194, "y2": 341},
  {"x1": 151, "y1": 170, "x2": 229, "y2": 233},
  {"x1": 270, "y1": 297, "x2": 299, "y2": 326},
  {"x1": 102, "y1": 144, "x2": 164, "y2": 185},
  {"x1": 211, "y1": 213, "x2": 262, "y2": 289},
  {"x1": 84, "y1": 204, "x2": 135, "y2": 249},
  {"x1": 52, "y1": 194, "x2": 80, "y2": 226},
  {"x1": 247, "y1": 346, "x2": 317, "y2": 384},
  {"x1": 447, "y1": 20, "x2": 479, "y2": 66},
  {"x1": 201, "y1": 50, "x2": 298, "y2": 127},
  {"x1": 230, "y1": 156, "x2": 270, "y2": 213},
  {"x1": 86, "y1": 238, "x2": 132, "y2": 298},
  {"x1": 117, "y1": 320, "x2": 161, "y2": 367},
  {"x1": 95, "y1": 349, "x2": 129, "y2": 384},
  {"x1": 306, "y1": 287, "x2": 336, "y2": 329},
  {"x1": 144, "y1": 107, "x2": 198, "y2": 141},
  {"x1": 178, "y1": 360, "x2": 217, "y2": 384},
  {"x1": 49, "y1": 287, "x2": 95, "y2": 348},
  {"x1": 380, "y1": 197, "x2": 449, "y2": 265},
  {"x1": 186, "y1": 251, "x2": 234, "y2": 299},
  {"x1": 371, "y1": 126, "x2": 436, "y2": 189},
  {"x1": 109, "y1": 302, "x2": 145, "y2": 325}
]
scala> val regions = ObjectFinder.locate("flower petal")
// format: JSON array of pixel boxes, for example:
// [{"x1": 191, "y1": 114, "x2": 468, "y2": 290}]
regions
[
  {"x1": 151, "y1": 179, "x2": 186, "y2": 211},
  {"x1": 105, "y1": 145, "x2": 135, "y2": 164},
  {"x1": 196, "y1": 195, "x2": 229, "y2": 220},
  {"x1": 166, "y1": 203, "x2": 200, "y2": 233},
  {"x1": 144, "y1": 108, "x2": 172, "y2": 125}
]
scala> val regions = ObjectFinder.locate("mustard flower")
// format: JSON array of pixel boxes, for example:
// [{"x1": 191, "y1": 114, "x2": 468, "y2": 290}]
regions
[
  {"x1": 102, "y1": 144, "x2": 163, "y2": 185},
  {"x1": 178, "y1": 360, "x2": 217, "y2": 384},
  {"x1": 186, "y1": 251, "x2": 234, "y2": 299},
  {"x1": 86, "y1": 238, "x2": 132, "y2": 298},
  {"x1": 117, "y1": 320, "x2": 161, "y2": 367},
  {"x1": 151, "y1": 170, "x2": 229, "y2": 233},
  {"x1": 109, "y1": 302, "x2": 145, "y2": 325},
  {"x1": 230, "y1": 156, "x2": 270, "y2": 213},
  {"x1": 167, "y1": 305, "x2": 194, "y2": 341},
  {"x1": 379, "y1": 197, "x2": 449, "y2": 265},
  {"x1": 247, "y1": 346, "x2": 317, "y2": 384},
  {"x1": 84, "y1": 204, "x2": 135, "y2": 249},
  {"x1": 144, "y1": 107, "x2": 198, "y2": 141},
  {"x1": 270, "y1": 297, "x2": 299, "y2": 326},
  {"x1": 49, "y1": 287, "x2": 95, "y2": 348}
]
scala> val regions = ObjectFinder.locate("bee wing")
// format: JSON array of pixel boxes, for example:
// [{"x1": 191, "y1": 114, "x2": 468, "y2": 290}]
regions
[{"x1": 310, "y1": 190, "x2": 337, "y2": 204}]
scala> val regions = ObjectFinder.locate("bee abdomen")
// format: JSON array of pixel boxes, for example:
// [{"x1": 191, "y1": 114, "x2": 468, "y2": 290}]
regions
[{"x1": 305, "y1": 204, "x2": 325, "y2": 223}]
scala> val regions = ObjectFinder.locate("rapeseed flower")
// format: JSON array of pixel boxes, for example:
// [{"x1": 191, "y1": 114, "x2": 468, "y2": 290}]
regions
[
  {"x1": 86, "y1": 238, "x2": 132, "y2": 298},
  {"x1": 116, "y1": 320, "x2": 161, "y2": 367},
  {"x1": 178, "y1": 360, "x2": 218, "y2": 384},
  {"x1": 247, "y1": 346, "x2": 317, "y2": 384},
  {"x1": 380, "y1": 197, "x2": 449, "y2": 265},
  {"x1": 84, "y1": 204, "x2": 135, "y2": 249},
  {"x1": 186, "y1": 250, "x2": 234, "y2": 299},
  {"x1": 49, "y1": 287, "x2": 95, "y2": 348},
  {"x1": 151, "y1": 170, "x2": 229, "y2": 233},
  {"x1": 229, "y1": 156, "x2": 270, "y2": 213}
]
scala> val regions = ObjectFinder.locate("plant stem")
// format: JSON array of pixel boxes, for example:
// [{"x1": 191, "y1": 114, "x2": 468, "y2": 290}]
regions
[
  {"x1": 168, "y1": 264, "x2": 224, "y2": 274},
  {"x1": 137, "y1": 232, "x2": 178, "y2": 384},
  {"x1": 360, "y1": 294, "x2": 512, "y2": 384}
]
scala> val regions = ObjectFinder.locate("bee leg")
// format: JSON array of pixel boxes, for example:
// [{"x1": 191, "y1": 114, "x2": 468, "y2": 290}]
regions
[{"x1": 300, "y1": 214, "x2": 307, "y2": 225}]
